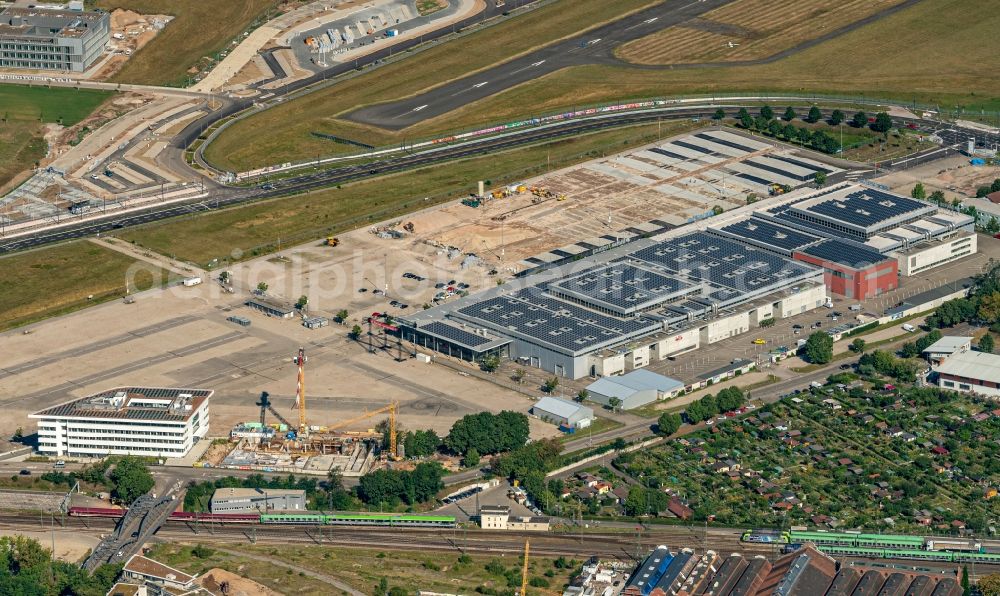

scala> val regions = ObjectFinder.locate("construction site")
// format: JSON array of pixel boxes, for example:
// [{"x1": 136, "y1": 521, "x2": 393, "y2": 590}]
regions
[{"x1": 204, "y1": 348, "x2": 404, "y2": 477}]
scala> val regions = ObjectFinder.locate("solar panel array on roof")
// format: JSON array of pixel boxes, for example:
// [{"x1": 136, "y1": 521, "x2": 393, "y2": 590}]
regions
[
  {"x1": 629, "y1": 231, "x2": 816, "y2": 293},
  {"x1": 457, "y1": 289, "x2": 660, "y2": 353},
  {"x1": 800, "y1": 238, "x2": 890, "y2": 269},
  {"x1": 549, "y1": 263, "x2": 693, "y2": 314},
  {"x1": 793, "y1": 188, "x2": 931, "y2": 230},
  {"x1": 768, "y1": 154, "x2": 832, "y2": 174},
  {"x1": 743, "y1": 158, "x2": 815, "y2": 182},
  {"x1": 672, "y1": 139, "x2": 717, "y2": 155},
  {"x1": 716, "y1": 218, "x2": 821, "y2": 253},
  {"x1": 419, "y1": 321, "x2": 496, "y2": 348},
  {"x1": 649, "y1": 147, "x2": 689, "y2": 161}
]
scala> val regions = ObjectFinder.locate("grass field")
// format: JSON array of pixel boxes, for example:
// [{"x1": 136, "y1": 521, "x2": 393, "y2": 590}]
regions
[
  {"x1": 206, "y1": 0, "x2": 1000, "y2": 173},
  {"x1": 148, "y1": 543, "x2": 582, "y2": 594},
  {"x1": 126, "y1": 120, "x2": 700, "y2": 265},
  {"x1": 0, "y1": 241, "x2": 167, "y2": 331},
  {"x1": 0, "y1": 85, "x2": 112, "y2": 189},
  {"x1": 616, "y1": 0, "x2": 908, "y2": 65},
  {"x1": 94, "y1": 0, "x2": 279, "y2": 86},
  {"x1": 202, "y1": 0, "x2": 660, "y2": 171}
]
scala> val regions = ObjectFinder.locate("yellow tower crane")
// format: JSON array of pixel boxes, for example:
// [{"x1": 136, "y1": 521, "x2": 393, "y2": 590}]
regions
[{"x1": 326, "y1": 401, "x2": 399, "y2": 459}]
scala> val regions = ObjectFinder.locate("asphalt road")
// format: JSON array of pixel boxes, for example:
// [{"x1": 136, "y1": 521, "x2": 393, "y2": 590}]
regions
[
  {"x1": 344, "y1": 0, "x2": 928, "y2": 130},
  {"x1": 0, "y1": 105, "x2": 761, "y2": 253},
  {"x1": 345, "y1": 0, "x2": 738, "y2": 129}
]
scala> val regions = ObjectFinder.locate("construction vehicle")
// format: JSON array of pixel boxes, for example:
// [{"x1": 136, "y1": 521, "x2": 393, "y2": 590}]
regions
[
  {"x1": 325, "y1": 236, "x2": 340, "y2": 247},
  {"x1": 461, "y1": 197, "x2": 481, "y2": 208},
  {"x1": 326, "y1": 401, "x2": 399, "y2": 459}
]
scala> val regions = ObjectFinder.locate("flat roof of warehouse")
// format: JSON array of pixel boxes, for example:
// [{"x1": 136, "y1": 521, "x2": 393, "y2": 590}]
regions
[
  {"x1": 782, "y1": 185, "x2": 935, "y2": 232},
  {"x1": 935, "y1": 350, "x2": 1000, "y2": 383}
]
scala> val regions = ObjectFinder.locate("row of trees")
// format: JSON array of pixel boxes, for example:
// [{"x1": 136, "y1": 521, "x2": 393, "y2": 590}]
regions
[
  {"x1": 623, "y1": 484, "x2": 671, "y2": 517},
  {"x1": 734, "y1": 107, "x2": 841, "y2": 154},
  {"x1": 684, "y1": 387, "x2": 746, "y2": 424},
  {"x1": 356, "y1": 462, "x2": 444, "y2": 506},
  {"x1": 975, "y1": 178, "x2": 1000, "y2": 199}
]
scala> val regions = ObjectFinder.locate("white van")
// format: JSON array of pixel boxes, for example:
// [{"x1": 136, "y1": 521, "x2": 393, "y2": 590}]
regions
[{"x1": 902, "y1": 323, "x2": 917, "y2": 332}]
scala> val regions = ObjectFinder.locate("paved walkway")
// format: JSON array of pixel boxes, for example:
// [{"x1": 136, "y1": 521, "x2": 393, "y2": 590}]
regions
[{"x1": 89, "y1": 237, "x2": 204, "y2": 278}]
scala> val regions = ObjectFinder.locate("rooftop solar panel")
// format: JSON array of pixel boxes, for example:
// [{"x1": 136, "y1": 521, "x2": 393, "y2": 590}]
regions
[
  {"x1": 792, "y1": 188, "x2": 932, "y2": 231},
  {"x1": 732, "y1": 171, "x2": 774, "y2": 187},
  {"x1": 456, "y1": 288, "x2": 660, "y2": 353},
  {"x1": 420, "y1": 321, "x2": 496, "y2": 348},
  {"x1": 800, "y1": 239, "x2": 891, "y2": 269},
  {"x1": 716, "y1": 219, "x2": 820, "y2": 253},
  {"x1": 549, "y1": 263, "x2": 693, "y2": 314}
]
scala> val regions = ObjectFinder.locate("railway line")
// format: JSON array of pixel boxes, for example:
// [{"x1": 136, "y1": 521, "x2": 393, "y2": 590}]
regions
[{"x1": 0, "y1": 104, "x2": 945, "y2": 254}]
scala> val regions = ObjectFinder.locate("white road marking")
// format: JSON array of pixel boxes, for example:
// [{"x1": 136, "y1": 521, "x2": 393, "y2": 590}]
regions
[
  {"x1": 531, "y1": 60, "x2": 545, "y2": 67},
  {"x1": 412, "y1": 105, "x2": 428, "y2": 112},
  {"x1": 472, "y1": 81, "x2": 488, "y2": 88}
]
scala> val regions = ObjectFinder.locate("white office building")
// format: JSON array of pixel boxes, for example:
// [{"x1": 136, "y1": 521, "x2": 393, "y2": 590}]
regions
[{"x1": 30, "y1": 386, "x2": 212, "y2": 458}]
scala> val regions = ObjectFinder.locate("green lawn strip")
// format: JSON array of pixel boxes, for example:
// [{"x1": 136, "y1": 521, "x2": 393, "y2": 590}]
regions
[
  {"x1": 556, "y1": 416, "x2": 623, "y2": 444},
  {"x1": 0, "y1": 241, "x2": 172, "y2": 332},
  {"x1": 122, "y1": 120, "x2": 699, "y2": 266}
]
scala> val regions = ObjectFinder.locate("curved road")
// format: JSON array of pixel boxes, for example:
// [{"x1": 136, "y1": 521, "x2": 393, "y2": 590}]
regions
[{"x1": 344, "y1": 0, "x2": 926, "y2": 129}]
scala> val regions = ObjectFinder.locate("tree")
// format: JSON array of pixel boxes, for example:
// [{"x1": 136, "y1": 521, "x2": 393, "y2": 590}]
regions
[
  {"x1": 980, "y1": 333, "x2": 995, "y2": 354},
  {"x1": 713, "y1": 108, "x2": 725, "y2": 120},
  {"x1": 783, "y1": 123, "x2": 797, "y2": 141},
  {"x1": 463, "y1": 448, "x2": 480, "y2": 468},
  {"x1": 575, "y1": 389, "x2": 589, "y2": 403},
  {"x1": 754, "y1": 115, "x2": 769, "y2": 131},
  {"x1": 739, "y1": 112, "x2": 754, "y2": 129},
  {"x1": 900, "y1": 342, "x2": 920, "y2": 358},
  {"x1": 986, "y1": 216, "x2": 1000, "y2": 235},
  {"x1": 829, "y1": 109, "x2": 845, "y2": 125},
  {"x1": 978, "y1": 185, "x2": 993, "y2": 198},
  {"x1": 797, "y1": 127, "x2": 812, "y2": 145},
  {"x1": 349, "y1": 324, "x2": 362, "y2": 340},
  {"x1": 712, "y1": 205, "x2": 724, "y2": 215},
  {"x1": 911, "y1": 183, "x2": 927, "y2": 200},
  {"x1": 295, "y1": 294, "x2": 308, "y2": 309},
  {"x1": 608, "y1": 397, "x2": 623, "y2": 412},
  {"x1": 760, "y1": 105, "x2": 774, "y2": 120},
  {"x1": 978, "y1": 292, "x2": 1000, "y2": 323},
  {"x1": 657, "y1": 412, "x2": 682, "y2": 436},
  {"x1": 783, "y1": 106, "x2": 797, "y2": 121},
  {"x1": 403, "y1": 430, "x2": 441, "y2": 457},
  {"x1": 767, "y1": 120, "x2": 783, "y2": 137},
  {"x1": 852, "y1": 111, "x2": 868, "y2": 128},
  {"x1": 480, "y1": 354, "x2": 501, "y2": 373},
  {"x1": 512, "y1": 368, "x2": 525, "y2": 384},
  {"x1": 256, "y1": 281, "x2": 268, "y2": 293},
  {"x1": 814, "y1": 171, "x2": 827, "y2": 187},
  {"x1": 542, "y1": 377, "x2": 559, "y2": 394},
  {"x1": 109, "y1": 457, "x2": 154, "y2": 505},
  {"x1": 979, "y1": 573, "x2": 1000, "y2": 596},
  {"x1": 334, "y1": 309, "x2": 349, "y2": 324},
  {"x1": 871, "y1": 112, "x2": 893, "y2": 135},
  {"x1": 806, "y1": 106, "x2": 822, "y2": 123},
  {"x1": 804, "y1": 332, "x2": 834, "y2": 364},
  {"x1": 962, "y1": 566, "x2": 970, "y2": 596},
  {"x1": 445, "y1": 411, "x2": 529, "y2": 455},
  {"x1": 624, "y1": 485, "x2": 648, "y2": 516},
  {"x1": 850, "y1": 338, "x2": 866, "y2": 353},
  {"x1": 929, "y1": 190, "x2": 946, "y2": 204}
]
